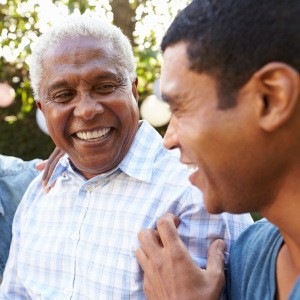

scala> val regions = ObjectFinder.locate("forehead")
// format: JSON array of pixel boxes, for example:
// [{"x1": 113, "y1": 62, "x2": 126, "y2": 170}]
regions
[
  {"x1": 160, "y1": 43, "x2": 188, "y2": 103},
  {"x1": 43, "y1": 35, "x2": 113, "y2": 61},
  {"x1": 41, "y1": 36, "x2": 122, "y2": 80},
  {"x1": 42, "y1": 37, "x2": 117, "y2": 71},
  {"x1": 161, "y1": 42, "x2": 190, "y2": 87},
  {"x1": 161, "y1": 43, "x2": 206, "y2": 99},
  {"x1": 161, "y1": 42, "x2": 220, "y2": 109}
]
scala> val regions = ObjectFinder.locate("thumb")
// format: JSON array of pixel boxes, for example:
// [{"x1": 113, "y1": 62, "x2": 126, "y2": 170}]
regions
[
  {"x1": 206, "y1": 239, "x2": 226, "y2": 277},
  {"x1": 202, "y1": 239, "x2": 226, "y2": 299}
]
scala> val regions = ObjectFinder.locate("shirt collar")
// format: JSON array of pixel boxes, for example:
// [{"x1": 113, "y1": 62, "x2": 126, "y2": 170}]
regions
[
  {"x1": 118, "y1": 120, "x2": 162, "y2": 182},
  {"x1": 47, "y1": 120, "x2": 161, "y2": 186}
]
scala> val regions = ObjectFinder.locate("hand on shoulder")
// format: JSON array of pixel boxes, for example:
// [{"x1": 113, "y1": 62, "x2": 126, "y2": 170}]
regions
[{"x1": 136, "y1": 213, "x2": 226, "y2": 300}]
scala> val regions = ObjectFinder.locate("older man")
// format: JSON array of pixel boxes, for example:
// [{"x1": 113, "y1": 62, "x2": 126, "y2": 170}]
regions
[
  {"x1": 137, "y1": 0, "x2": 300, "y2": 299},
  {"x1": 0, "y1": 14, "x2": 252, "y2": 298}
]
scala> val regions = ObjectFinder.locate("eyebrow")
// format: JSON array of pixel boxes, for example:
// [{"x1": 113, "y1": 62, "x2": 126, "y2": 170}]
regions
[
  {"x1": 93, "y1": 72, "x2": 122, "y2": 82},
  {"x1": 47, "y1": 72, "x2": 124, "y2": 94},
  {"x1": 47, "y1": 80, "x2": 70, "y2": 94}
]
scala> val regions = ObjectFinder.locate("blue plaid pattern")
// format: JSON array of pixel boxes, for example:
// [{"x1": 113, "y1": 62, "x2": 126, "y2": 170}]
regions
[{"x1": 0, "y1": 121, "x2": 253, "y2": 299}]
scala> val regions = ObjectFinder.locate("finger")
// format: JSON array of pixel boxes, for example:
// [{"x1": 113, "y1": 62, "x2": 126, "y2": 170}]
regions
[
  {"x1": 138, "y1": 229, "x2": 162, "y2": 258},
  {"x1": 44, "y1": 181, "x2": 56, "y2": 193},
  {"x1": 135, "y1": 247, "x2": 149, "y2": 271},
  {"x1": 164, "y1": 212, "x2": 180, "y2": 228},
  {"x1": 156, "y1": 213, "x2": 182, "y2": 248},
  {"x1": 35, "y1": 160, "x2": 47, "y2": 171},
  {"x1": 206, "y1": 239, "x2": 226, "y2": 278},
  {"x1": 42, "y1": 147, "x2": 64, "y2": 186}
]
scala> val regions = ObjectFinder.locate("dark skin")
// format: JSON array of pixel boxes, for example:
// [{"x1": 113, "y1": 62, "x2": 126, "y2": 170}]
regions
[
  {"x1": 35, "y1": 146, "x2": 65, "y2": 191},
  {"x1": 136, "y1": 213, "x2": 226, "y2": 300},
  {"x1": 38, "y1": 36, "x2": 139, "y2": 180},
  {"x1": 36, "y1": 37, "x2": 139, "y2": 188},
  {"x1": 136, "y1": 42, "x2": 300, "y2": 299}
]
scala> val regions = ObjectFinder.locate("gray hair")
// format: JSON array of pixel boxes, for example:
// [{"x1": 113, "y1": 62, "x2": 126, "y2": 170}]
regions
[{"x1": 29, "y1": 13, "x2": 136, "y2": 100}]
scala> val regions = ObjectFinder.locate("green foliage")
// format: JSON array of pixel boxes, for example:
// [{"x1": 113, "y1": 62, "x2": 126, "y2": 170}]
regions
[
  {"x1": 0, "y1": 0, "x2": 38, "y2": 120},
  {"x1": 251, "y1": 212, "x2": 262, "y2": 222},
  {"x1": 135, "y1": 47, "x2": 161, "y2": 100}
]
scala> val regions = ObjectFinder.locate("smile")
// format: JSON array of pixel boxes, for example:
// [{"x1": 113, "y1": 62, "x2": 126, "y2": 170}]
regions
[
  {"x1": 76, "y1": 128, "x2": 111, "y2": 141},
  {"x1": 186, "y1": 164, "x2": 198, "y2": 171}
]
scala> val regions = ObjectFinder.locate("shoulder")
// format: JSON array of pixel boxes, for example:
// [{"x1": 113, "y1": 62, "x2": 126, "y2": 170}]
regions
[
  {"x1": 231, "y1": 219, "x2": 280, "y2": 252},
  {"x1": 0, "y1": 156, "x2": 42, "y2": 208},
  {"x1": 227, "y1": 219, "x2": 282, "y2": 299},
  {"x1": 0, "y1": 155, "x2": 41, "y2": 177},
  {"x1": 290, "y1": 277, "x2": 300, "y2": 299},
  {"x1": 229, "y1": 219, "x2": 281, "y2": 265}
]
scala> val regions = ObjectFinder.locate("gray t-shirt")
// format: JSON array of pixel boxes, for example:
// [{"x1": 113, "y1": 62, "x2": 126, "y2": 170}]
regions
[{"x1": 227, "y1": 219, "x2": 300, "y2": 299}]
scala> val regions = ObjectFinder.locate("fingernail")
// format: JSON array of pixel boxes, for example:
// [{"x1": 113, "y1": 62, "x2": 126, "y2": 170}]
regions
[
  {"x1": 44, "y1": 186, "x2": 51, "y2": 193},
  {"x1": 217, "y1": 239, "x2": 226, "y2": 251}
]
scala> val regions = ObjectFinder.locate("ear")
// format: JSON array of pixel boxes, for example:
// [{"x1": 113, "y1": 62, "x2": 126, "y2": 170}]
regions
[
  {"x1": 132, "y1": 78, "x2": 139, "y2": 101},
  {"x1": 253, "y1": 62, "x2": 299, "y2": 131},
  {"x1": 36, "y1": 100, "x2": 43, "y2": 111}
]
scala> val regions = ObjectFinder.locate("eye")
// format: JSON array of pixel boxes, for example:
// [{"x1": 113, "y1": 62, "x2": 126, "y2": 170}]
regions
[
  {"x1": 94, "y1": 83, "x2": 117, "y2": 94},
  {"x1": 52, "y1": 91, "x2": 75, "y2": 103}
]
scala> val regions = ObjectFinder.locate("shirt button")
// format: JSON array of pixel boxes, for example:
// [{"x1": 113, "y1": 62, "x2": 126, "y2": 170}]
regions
[{"x1": 85, "y1": 185, "x2": 93, "y2": 192}]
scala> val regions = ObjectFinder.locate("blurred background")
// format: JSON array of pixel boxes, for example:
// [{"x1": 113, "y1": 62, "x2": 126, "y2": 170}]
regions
[{"x1": 0, "y1": 0, "x2": 190, "y2": 160}]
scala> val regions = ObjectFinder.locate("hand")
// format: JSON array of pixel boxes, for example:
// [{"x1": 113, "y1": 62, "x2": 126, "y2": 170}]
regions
[
  {"x1": 35, "y1": 147, "x2": 65, "y2": 191},
  {"x1": 136, "y1": 213, "x2": 226, "y2": 300}
]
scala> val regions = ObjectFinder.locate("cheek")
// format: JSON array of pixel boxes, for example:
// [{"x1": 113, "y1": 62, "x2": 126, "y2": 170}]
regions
[
  {"x1": 177, "y1": 120, "x2": 201, "y2": 158},
  {"x1": 43, "y1": 107, "x2": 68, "y2": 140}
]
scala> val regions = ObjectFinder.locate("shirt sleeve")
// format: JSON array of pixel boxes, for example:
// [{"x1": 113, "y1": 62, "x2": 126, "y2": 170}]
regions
[
  {"x1": 0, "y1": 187, "x2": 33, "y2": 298},
  {"x1": 174, "y1": 186, "x2": 254, "y2": 268}
]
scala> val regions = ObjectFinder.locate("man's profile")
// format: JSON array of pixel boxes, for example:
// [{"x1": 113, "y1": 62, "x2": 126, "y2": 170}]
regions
[{"x1": 137, "y1": 0, "x2": 300, "y2": 299}]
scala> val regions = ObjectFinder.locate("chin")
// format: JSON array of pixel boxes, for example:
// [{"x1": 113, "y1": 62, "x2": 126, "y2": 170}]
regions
[
  {"x1": 203, "y1": 191, "x2": 241, "y2": 215},
  {"x1": 203, "y1": 197, "x2": 224, "y2": 214}
]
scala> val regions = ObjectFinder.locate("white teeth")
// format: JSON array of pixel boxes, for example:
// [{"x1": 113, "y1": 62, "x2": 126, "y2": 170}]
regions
[
  {"x1": 76, "y1": 128, "x2": 110, "y2": 140},
  {"x1": 187, "y1": 164, "x2": 198, "y2": 171}
]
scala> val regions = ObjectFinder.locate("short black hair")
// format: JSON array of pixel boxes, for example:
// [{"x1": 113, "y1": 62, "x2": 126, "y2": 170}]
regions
[{"x1": 161, "y1": 0, "x2": 300, "y2": 109}]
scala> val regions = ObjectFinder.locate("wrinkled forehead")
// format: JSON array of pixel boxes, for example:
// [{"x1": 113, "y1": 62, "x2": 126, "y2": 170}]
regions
[
  {"x1": 40, "y1": 36, "x2": 129, "y2": 84},
  {"x1": 42, "y1": 36, "x2": 115, "y2": 65}
]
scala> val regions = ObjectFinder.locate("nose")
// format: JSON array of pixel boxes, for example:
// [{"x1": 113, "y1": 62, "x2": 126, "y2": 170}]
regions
[
  {"x1": 163, "y1": 116, "x2": 179, "y2": 150},
  {"x1": 73, "y1": 93, "x2": 105, "y2": 120}
]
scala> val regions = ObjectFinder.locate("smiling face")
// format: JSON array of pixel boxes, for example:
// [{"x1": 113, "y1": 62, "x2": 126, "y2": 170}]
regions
[
  {"x1": 161, "y1": 42, "x2": 278, "y2": 214},
  {"x1": 38, "y1": 36, "x2": 139, "y2": 179}
]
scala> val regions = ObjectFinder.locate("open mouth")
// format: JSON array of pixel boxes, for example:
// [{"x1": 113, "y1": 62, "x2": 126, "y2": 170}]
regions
[
  {"x1": 186, "y1": 164, "x2": 198, "y2": 171},
  {"x1": 75, "y1": 127, "x2": 111, "y2": 141}
]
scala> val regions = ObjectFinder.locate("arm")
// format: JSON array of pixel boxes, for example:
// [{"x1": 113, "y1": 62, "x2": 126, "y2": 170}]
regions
[
  {"x1": 136, "y1": 213, "x2": 226, "y2": 300},
  {"x1": 0, "y1": 189, "x2": 33, "y2": 298}
]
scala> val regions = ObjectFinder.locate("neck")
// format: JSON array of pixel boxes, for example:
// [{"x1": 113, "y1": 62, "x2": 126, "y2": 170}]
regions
[
  {"x1": 260, "y1": 169, "x2": 300, "y2": 268},
  {"x1": 260, "y1": 171, "x2": 300, "y2": 299}
]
